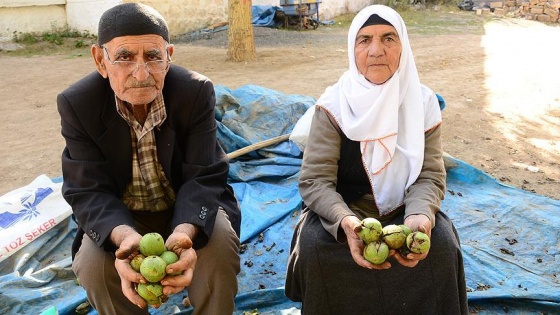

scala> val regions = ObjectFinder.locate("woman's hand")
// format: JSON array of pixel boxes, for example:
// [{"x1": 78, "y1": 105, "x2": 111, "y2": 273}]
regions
[
  {"x1": 393, "y1": 214, "x2": 432, "y2": 267},
  {"x1": 404, "y1": 214, "x2": 432, "y2": 238},
  {"x1": 341, "y1": 216, "x2": 391, "y2": 270}
]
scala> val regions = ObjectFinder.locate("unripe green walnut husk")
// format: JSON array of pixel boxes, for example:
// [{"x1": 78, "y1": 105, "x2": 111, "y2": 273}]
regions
[
  {"x1": 399, "y1": 224, "x2": 412, "y2": 237},
  {"x1": 397, "y1": 225, "x2": 413, "y2": 256},
  {"x1": 160, "y1": 250, "x2": 181, "y2": 276},
  {"x1": 130, "y1": 254, "x2": 146, "y2": 272},
  {"x1": 160, "y1": 250, "x2": 179, "y2": 265},
  {"x1": 406, "y1": 231, "x2": 431, "y2": 254},
  {"x1": 139, "y1": 233, "x2": 166, "y2": 256},
  {"x1": 357, "y1": 217, "x2": 383, "y2": 244},
  {"x1": 363, "y1": 241, "x2": 389, "y2": 265},
  {"x1": 140, "y1": 255, "x2": 167, "y2": 283},
  {"x1": 382, "y1": 224, "x2": 406, "y2": 249},
  {"x1": 137, "y1": 283, "x2": 168, "y2": 305}
]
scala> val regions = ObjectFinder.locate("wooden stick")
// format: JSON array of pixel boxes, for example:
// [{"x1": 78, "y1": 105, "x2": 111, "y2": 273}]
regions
[{"x1": 227, "y1": 134, "x2": 291, "y2": 160}]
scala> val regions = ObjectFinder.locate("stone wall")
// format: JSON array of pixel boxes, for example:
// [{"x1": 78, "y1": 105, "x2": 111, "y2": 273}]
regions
[{"x1": 476, "y1": 0, "x2": 560, "y2": 23}]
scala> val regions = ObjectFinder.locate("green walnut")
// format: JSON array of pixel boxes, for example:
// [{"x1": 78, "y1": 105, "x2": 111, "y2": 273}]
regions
[
  {"x1": 137, "y1": 282, "x2": 168, "y2": 305},
  {"x1": 382, "y1": 224, "x2": 406, "y2": 249},
  {"x1": 406, "y1": 231, "x2": 431, "y2": 254},
  {"x1": 130, "y1": 254, "x2": 146, "y2": 272},
  {"x1": 160, "y1": 250, "x2": 178, "y2": 265},
  {"x1": 399, "y1": 224, "x2": 412, "y2": 237},
  {"x1": 357, "y1": 217, "x2": 383, "y2": 244},
  {"x1": 140, "y1": 255, "x2": 167, "y2": 283},
  {"x1": 363, "y1": 241, "x2": 389, "y2": 265},
  {"x1": 139, "y1": 233, "x2": 166, "y2": 256},
  {"x1": 160, "y1": 250, "x2": 181, "y2": 276}
]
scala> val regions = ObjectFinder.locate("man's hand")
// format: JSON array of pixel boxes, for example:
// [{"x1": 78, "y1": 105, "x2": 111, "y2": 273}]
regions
[
  {"x1": 392, "y1": 214, "x2": 432, "y2": 268},
  {"x1": 159, "y1": 223, "x2": 199, "y2": 296},
  {"x1": 341, "y1": 216, "x2": 391, "y2": 270},
  {"x1": 110, "y1": 225, "x2": 148, "y2": 309}
]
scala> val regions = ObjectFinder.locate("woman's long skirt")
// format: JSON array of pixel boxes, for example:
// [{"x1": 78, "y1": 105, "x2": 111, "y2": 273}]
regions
[{"x1": 285, "y1": 209, "x2": 469, "y2": 315}]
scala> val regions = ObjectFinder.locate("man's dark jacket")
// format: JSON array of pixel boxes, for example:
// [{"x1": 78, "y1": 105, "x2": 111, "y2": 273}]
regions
[{"x1": 57, "y1": 65, "x2": 240, "y2": 258}]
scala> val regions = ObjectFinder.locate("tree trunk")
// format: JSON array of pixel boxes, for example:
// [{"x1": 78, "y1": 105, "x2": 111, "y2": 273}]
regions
[{"x1": 227, "y1": 0, "x2": 256, "y2": 62}]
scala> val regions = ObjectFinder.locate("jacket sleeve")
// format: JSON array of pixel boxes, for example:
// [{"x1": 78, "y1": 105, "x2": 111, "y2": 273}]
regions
[
  {"x1": 298, "y1": 107, "x2": 354, "y2": 241},
  {"x1": 170, "y1": 77, "x2": 233, "y2": 248},
  {"x1": 57, "y1": 91, "x2": 134, "y2": 252}
]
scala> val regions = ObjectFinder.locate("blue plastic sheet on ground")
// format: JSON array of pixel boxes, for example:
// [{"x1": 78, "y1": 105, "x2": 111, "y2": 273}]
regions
[
  {"x1": 0, "y1": 85, "x2": 559, "y2": 314},
  {"x1": 187, "y1": 5, "x2": 284, "y2": 41},
  {"x1": 252, "y1": 6, "x2": 284, "y2": 28}
]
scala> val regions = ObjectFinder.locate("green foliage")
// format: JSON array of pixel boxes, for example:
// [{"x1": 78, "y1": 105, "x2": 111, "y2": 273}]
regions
[
  {"x1": 7, "y1": 24, "x2": 95, "y2": 56},
  {"x1": 400, "y1": 5, "x2": 496, "y2": 35},
  {"x1": 381, "y1": 0, "x2": 460, "y2": 6},
  {"x1": 74, "y1": 39, "x2": 87, "y2": 48},
  {"x1": 332, "y1": 13, "x2": 355, "y2": 28},
  {"x1": 11, "y1": 32, "x2": 39, "y2": 44},
  {"x1": 333, "y1": 4, "x2": 493, "y2": 36},
  {"x1": 13, "y1": 24, "x2": 92, "y2": 45}
]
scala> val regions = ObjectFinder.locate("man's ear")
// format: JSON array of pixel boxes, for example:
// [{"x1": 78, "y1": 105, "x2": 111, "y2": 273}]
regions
[
  {"x1": 91, "y1": 44, "x2": 108, "y2": 78},
  {"x1": 167, "y1": 44, "x2": 174, "y2": 61}
]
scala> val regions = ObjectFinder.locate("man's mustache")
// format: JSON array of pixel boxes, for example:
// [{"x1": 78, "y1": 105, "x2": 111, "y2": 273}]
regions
[{"x1": 128, "y1": 80, "x2": 156, "y2": 88}]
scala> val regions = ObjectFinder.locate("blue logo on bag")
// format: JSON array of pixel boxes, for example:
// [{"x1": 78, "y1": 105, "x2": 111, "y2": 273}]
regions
[{"x1": 0, "y1": 187, "x2": 53, "y2": 229}]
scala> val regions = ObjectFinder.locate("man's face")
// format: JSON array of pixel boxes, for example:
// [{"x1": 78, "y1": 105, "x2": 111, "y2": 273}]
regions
[
  {"x1": 98, "y1": 34, "x2": 172, "y2": 106},
  {"x1": 354, "y1": 24, "x2": 402, "y2": 84}
]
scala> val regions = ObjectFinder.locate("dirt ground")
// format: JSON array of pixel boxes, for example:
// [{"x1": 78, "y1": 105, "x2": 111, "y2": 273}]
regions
[{"x1": 0, "y1": 11, "x2": 558, "y2": 201}]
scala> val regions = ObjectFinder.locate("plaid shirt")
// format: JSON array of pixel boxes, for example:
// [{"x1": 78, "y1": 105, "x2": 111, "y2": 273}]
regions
[{"x1": 116, "y1": 94, "x2": 176, "y2": 212}]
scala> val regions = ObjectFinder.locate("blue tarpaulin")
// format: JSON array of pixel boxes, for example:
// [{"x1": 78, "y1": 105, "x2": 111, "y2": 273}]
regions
[
  {"x1": 185, "y1": 6, "x2": 284, "y2": 41},
  {"x1": 0, "y1": 85, "x2": 558, "y2": 314},
  {"x1": 252, "y1": 6, "x2": 284, "y2": 28}
]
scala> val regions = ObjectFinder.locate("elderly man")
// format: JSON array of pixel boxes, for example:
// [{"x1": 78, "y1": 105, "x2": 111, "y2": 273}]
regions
[{"x1": 57, "y1": 3, "x2": 241, "y2": 314}]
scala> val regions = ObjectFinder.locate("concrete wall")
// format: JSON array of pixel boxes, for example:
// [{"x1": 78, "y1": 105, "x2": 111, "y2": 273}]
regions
[
  {"x1": 320, "y1": 0, "x2": 376, "y2": 20},
  {"x1": 66, "y1": 0, "x2": 120, "y2": 35},
  {"x1": 0, "y1": 0, "x2": 66, "y2": 37},
  {"x1": 64, "y1": 0, "x2": 230, "y2": 36},
  {"x1": 0, "y1": 0, "x2": 376, "y2": 38},
  {"x1": 136, "y1": 0, "x2": 229, "y2": 37}
]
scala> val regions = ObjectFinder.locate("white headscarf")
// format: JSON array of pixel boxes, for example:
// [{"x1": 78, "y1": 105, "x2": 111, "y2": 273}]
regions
[{"x1": 317, "y1": 5, "x2": 441, "y2": 214}]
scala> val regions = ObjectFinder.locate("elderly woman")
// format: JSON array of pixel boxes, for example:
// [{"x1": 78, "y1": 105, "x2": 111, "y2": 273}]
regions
[{"x1": 285, "y1": 5, "x2": 468, "y2": 314}]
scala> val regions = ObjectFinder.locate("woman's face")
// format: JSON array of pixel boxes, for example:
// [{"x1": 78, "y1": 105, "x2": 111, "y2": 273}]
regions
[{"x1": 354, "y1": 24, "x2": 402, "y2": 84}]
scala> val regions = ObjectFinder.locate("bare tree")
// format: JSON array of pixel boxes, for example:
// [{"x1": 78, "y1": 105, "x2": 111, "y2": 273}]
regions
[{"x1": 227, "y1": 0, "x2": 256, "y2": 62}]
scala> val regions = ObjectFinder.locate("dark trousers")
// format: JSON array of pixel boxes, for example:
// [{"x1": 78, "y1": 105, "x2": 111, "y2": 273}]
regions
[{"x1": 73, "y1": 209, "x2": 240, "y2": 315}]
